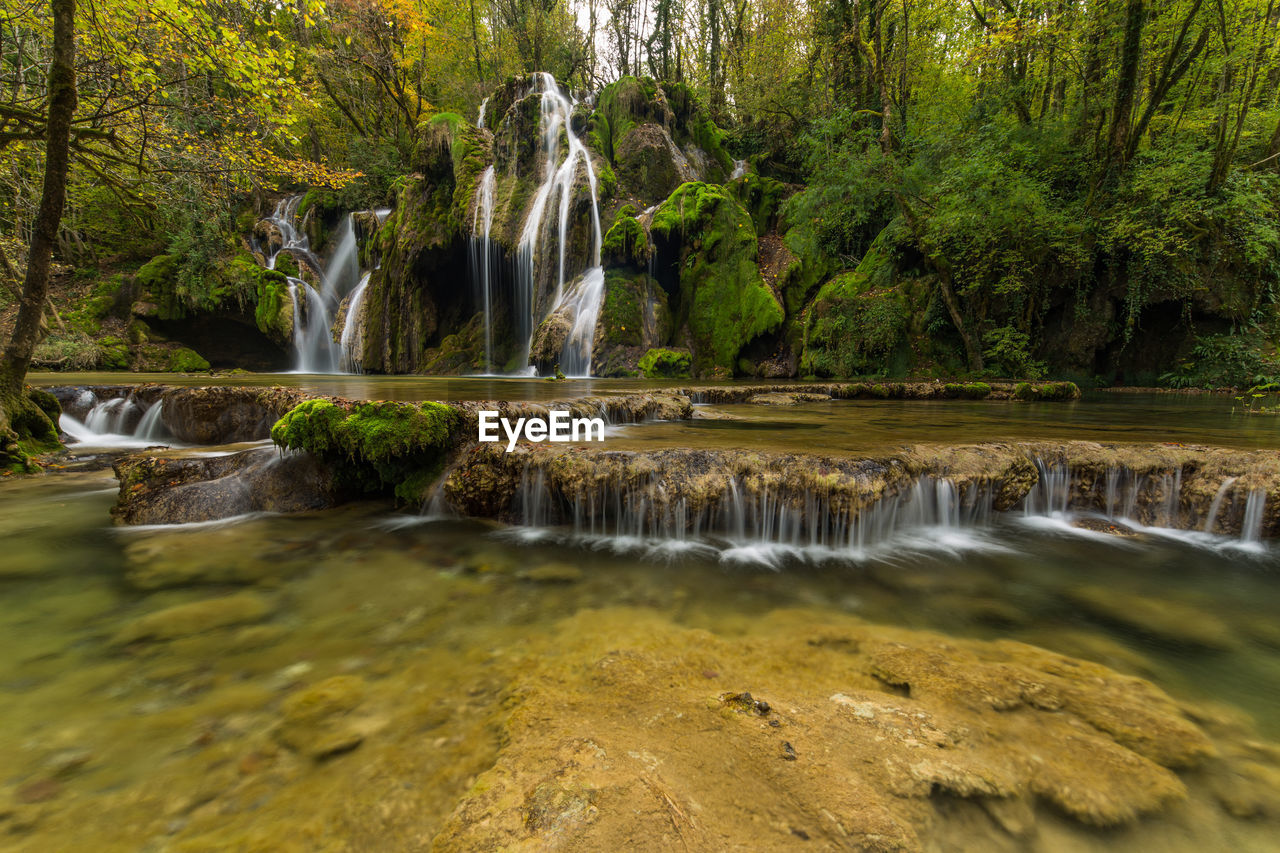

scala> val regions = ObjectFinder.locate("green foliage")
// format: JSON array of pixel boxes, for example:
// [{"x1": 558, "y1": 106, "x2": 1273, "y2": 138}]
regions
[
  {"x1": 271, "y1": 399, "x2": 461, "y2": 502},
  {"x1": 1234, "y1": 383, "x2": 1280, "y2": 415},
  {"x1": 801, "y1": 272, "x2": 908, "y2": 378},
  {"x1": 1160, "y1": 332, "x2": 1280, "y2": 389},
  {"x1": 638, "y1": 348, "x2": 692, "y2": 378},
  {"x1": 651, "y1": 182, "x2": 784, "y2": 374},
  {"x1": 982, "y1": 326, "x2": 1046, "y2": 380}
]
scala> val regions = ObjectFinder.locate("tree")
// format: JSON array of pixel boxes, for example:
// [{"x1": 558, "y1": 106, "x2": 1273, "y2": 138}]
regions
[{"x1": 0, "y1": 0, "x2": 75, "y2": 471}]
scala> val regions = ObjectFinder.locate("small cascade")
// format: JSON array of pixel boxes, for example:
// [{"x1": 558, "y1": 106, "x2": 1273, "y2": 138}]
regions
[
  {"x1": 1022, "y1": 458, "x2": 1266, "y2": 547},
  {"x1": 1242, "y1": 490, "x2": 1267, "y2": 543},
  {"x1": 731, "y1": 159, "x2": 747, "y2": 179},
  {"x1": 557, "y1": 268, "x2": 606, "y2": 377},
  {"x1": 470, "y1": 166, "x2": 497, "y2": 373},
  {"x1": 340, "y1": 272, "x2": 372, "y2": 372},
  {"x1": 510, "y1": 467, "x2": 995, "y2": 563},
  {"x1": 477, "y1": 96, "x2": 489, "y2": 127},
  {"x1": 1205, "y1": 477, "x2": 1238, "y2": 532},
  {"x1": 135, "y1": 401, "x2": 167, "y2": 441},
  {"x1": 515, "y1": 72, "x2": 604, "y2": 371},
  {"x1": 259, "y1": 196, "x2": 387, "y2": 374},
  {"x1": 61, "y1": 395, "x2": 171, "y2": 448}
]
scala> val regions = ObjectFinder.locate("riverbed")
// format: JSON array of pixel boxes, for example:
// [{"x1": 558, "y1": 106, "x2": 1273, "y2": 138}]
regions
[{"x1": 2, "y1": 378, "x2": 1278, "y2": 850}]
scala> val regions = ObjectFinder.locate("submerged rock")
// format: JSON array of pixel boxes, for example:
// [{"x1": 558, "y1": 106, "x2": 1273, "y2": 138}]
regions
[
  {"x1": 431, "y1": 608, "x2": 1238, "y2": 850},
  {"x1": 1063, "y1": 585, "x2": 1240, "y2": 650},
  {"x1": 112, "y1": 446, "x2": 341, "y2": 525},
  {"x1": 274, "y1": 676, "x2": 368, "y2": 759},
  {"x1": 113, "y1": 592, "x2": 273, "y2": 645}
]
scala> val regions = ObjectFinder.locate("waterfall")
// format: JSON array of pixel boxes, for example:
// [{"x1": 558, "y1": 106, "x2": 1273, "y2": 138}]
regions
[
  {"x1": 471, "y1": 166, "x2": 497, "y2": 373},
  {"x1": 514, "y1": 72, "x2": 604, "y2": 372},
  {"x1": 557, "y1": 267, "x2": 606, "y2": 377},
  {"x1": 477, "y1": 96, "x2": 489, "y2": 127},
  {"x1": 260, "y1": 196, "x2": 386, "y2": 374},
  {"x1": 323, "y1": 215, "x2": 361, "y2": 303},
  {"x1": 1204, "y1": 477, "x2": 1237, "y2": 532},
  {"x1": 1022, "y1": 459, "x2": 1266, "y2": 547},
  {"x1": 510, "y1": 467, "x2": 996, "y2": 565},
  {"x1": 60, "y1": 395, "x2": 171, "y2": 448},
  {"x1": 731, "y1": 159, "x2": 747, "y2": 179},
  {"x1": 340, "y1": 272, "x2": 372, "y2": 372},
  {"x1": 1242, "y1": 490, "x2": 1267, "y2": 543},
  {"x1": 498, "y1": 454, "x2": 1269, "y2": 563}
]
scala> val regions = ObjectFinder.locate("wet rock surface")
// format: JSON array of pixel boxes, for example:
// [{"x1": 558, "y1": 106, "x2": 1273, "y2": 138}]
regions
[
  {"x1": 432, "y1": 608, "x2": 1275, "y2": 851},
  {"x1": 112, "y1": 446, "x2": 342, "y2": 525}
]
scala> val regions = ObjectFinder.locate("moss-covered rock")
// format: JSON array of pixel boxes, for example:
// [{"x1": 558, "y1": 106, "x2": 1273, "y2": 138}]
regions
[
  {"x1": 651, "y1": 182, "x2": 783, "y2": 375},
  {"x1": 731, "y1": 172, "x2": 788, "y2": 237},
  {"x1": 800, "y1": 271, "x2": 908, "y2": 378},
  {"x1": 270, "y1": 399, "x2": 462, "y2": 502},
  {"x1": 602, "y1": 207, "x2": 650, "y2": 269},
  {"x1": 136, "y1": 254, "x2": 181, "y2": 320},
  {"x1": 254, "y1": 268, "x2": 295, "y2": 347},
  {"x1": 587, "y1": 77, "x2": 733, "y2": 205},
  {"x1": 97, "y1": 336, "x2": 131, "y2": 370},
  {"x1": 167, "y1": 347, "x2": 211, "y2": 373},
  {"x1": 638, "y1": 348, "x2": 692, "y2": 378}
]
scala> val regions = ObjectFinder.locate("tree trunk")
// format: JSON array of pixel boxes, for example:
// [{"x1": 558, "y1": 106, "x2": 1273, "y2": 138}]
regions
[{"x1": 0, "y1": 0, "x2": 76, "y2": 469}]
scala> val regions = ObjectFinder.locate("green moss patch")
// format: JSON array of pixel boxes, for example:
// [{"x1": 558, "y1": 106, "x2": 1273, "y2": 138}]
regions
[
  {"x1": 271, "y1": 399, "x2": 462, "y2": 502},
  {"x1": 639, "y1": 348, "x2": 692, "y2": 379},
  {"x1": 651, "y1": 182, "x2": 783, "y2": 375}
]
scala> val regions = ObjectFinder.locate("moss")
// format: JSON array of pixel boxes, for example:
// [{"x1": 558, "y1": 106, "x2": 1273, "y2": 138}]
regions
[
  {"x1": 731, "y1": 173, "x2": 788, "y2": 236},
  {"x1": 271, "y1": 399, "x2": 462, "y2": 503},
  {"x1": 639, "y1": 348, "x2": 692, "y2": 378},
  {"x1": 274, "y1": 252, "x2": 300, "y2": 279},
  {"x1": 602, "y1": 211, "x2": 650, "y2": 268},
  {"x1": 944, "y1": 382, "x2": 992, "y2": 399},
  {"x1": 254, "y1": 266, "x2": 294, "y2": 345},
  {"x1": 98, "y1": 336, "x2": 131, "y2": 370},
  {"x1": 651, "y1": 182, "x2": 783, "y2": 374},
  {"x1": 800, "y1": 272, "x2": 909, "y2": 378},
  {"x1": 167, "y1": 347, "x2": 211, "y2": 372},
  {"x1": 659, "y1": 81, "x2": 734, "y2": 178},
  {"x1": 137, "y1": 254, "x2": 181, "y2": 319},
  {"x1": 26, "y1": 387, "x2": 61, "y2": 425},
  {"x1": 1014, "y1": 381, "x2": 1082, "y2": 401}
]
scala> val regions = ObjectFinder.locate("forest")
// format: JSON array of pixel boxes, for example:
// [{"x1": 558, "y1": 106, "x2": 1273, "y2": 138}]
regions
[{"x1": 2, "y1": 0, "x2": 1280, "y2": 464}]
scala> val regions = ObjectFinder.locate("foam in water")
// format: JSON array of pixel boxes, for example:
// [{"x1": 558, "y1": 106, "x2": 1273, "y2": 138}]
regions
[{"x1": 61, "y1": 395, "x2": 172, "y2": 449}]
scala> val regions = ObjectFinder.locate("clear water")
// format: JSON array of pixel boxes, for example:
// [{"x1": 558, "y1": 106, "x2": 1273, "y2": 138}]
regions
[{"x1": 4, "y1": 384, "x2": 1280, "y2": 849}]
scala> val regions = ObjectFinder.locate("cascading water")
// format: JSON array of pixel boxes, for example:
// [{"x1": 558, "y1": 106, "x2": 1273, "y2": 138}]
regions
[
  {"x1": 511, "y1": 466, "x2": 997, "y2": 565},
  {"x1": 513, "y1": 72, "x2": 604, "y2": 375},
  {"x1": 340, "y1": 272, "x2": 372, "y2": 373},
  {"x1": 261, "y1": 197, "x2": 384, "y2": 374},
  {"x1": 470, "y1": 166, "x2": 497, "y2": 373},
  {"x1": 60, "y1": 394, "x2": 172, "y2": 448},
  {"x1": 1022, "y1": 459, "x2": 1267, "y2": 551},
  {"x1": 501, "y1": 454, "x2": 1269, "y2": 565}
]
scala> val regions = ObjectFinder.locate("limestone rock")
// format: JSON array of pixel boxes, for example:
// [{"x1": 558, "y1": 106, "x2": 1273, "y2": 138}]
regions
[
  {"x1": 275, "y1": 676, "x2": 368, "y2": 759},
  {"x1": 113, "y1": 592, "x2": 273, "y2": 645},
  {"x1": 1064, "y1": 584, "x2": 1239, "y2": 650},
  {"x1": 112, "y1": 446, "x2": 341, "y2": 525}
]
